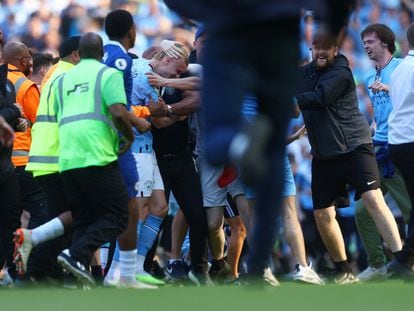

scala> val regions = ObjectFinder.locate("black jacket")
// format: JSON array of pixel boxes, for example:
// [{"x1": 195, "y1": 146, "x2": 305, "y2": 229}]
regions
[
  {"x1": 0, "y1": 63, "x2": 19, "y2": 183},
  {"x1": 296, "y1": 54, "x2": 372, "y2": 160}
]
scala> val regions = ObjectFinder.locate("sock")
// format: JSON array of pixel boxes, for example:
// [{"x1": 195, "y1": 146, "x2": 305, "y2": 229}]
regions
[
  {"x1": 137, "y1": 219, "x2": 144, "y2": 236},
  {"x1": 211, "y1": 258, "x2": 225, "y2": 272},
  {"x1": 91, "y1": 265, "x2": 103, "y2": 284},
  {"x1": 137, "y1": 215, "x2": 163, "y2": 259},
  {"x1": 31, "y1": 218, "x2": 64, "y2": 246},
  {"x1": 113, "y1": 241, "x2": 120, "y2": 262},
  {"x1": 120, "y1": 250, "x2": 137, "y2": 279},
  {"x1": 100, "y1": 244, "x2": 110, "y2": 270},
  {"x1": 334, "y1": 260, "x2": 351, "y2": 273},
  {"x1": 105, "y1": 259, "x2": 120, "y2": 282},
  {"x1": 136, "y1": 254, "x2": 147, "y2": 274}
]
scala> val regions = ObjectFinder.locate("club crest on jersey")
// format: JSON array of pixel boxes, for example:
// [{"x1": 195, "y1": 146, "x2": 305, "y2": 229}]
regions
[
  {"x1": 115, "y1": 58, "x2": 127, "y2": 71},
  {"x1": 164, "y1": 86, "x2": 176, "y2": 95}
]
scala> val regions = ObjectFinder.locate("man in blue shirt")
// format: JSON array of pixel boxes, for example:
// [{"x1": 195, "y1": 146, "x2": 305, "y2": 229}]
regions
[
  {"x1": 356, "y1": 23, "x2": 411, "y2": 281},
  {"x1": 130, "y1": 45, "x2": 189, "y2": 284},
  {"x1": 103, "y1": 9, "x2": 154, "y2": 289}
]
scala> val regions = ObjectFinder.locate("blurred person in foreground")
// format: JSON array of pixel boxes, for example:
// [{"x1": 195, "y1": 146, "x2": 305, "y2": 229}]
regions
[{"x1": 164, "y1": 0, "x2": 356, "y2": 281}]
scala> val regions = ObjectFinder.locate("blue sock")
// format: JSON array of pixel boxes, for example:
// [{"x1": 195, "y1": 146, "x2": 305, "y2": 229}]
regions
[
  {"x1": 137, "y1": 215, "x2": 163, "y2": 256},
  {"x1": 113, "y1": 241, "x2": 120, "y2": 261},
  {"x1": 137, "y1": 219, "x2": 144, "y2": 237}
]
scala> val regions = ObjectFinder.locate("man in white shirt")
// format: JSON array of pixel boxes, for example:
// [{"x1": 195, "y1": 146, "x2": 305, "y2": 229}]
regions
[{"x1": 388, "y1": 22, "x2": 414, "y2": 278}]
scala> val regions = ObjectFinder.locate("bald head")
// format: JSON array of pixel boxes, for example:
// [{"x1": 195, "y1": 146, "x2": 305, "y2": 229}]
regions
[
  {"x1": 3, "y1": 41, "x2": 32, "y2": 76},
  {"x1": 79, "y1": 33, "x2": 103, "y2": 60},
  {"x1": 3, "y1": 41, "x2": 30, "y2": 64}
]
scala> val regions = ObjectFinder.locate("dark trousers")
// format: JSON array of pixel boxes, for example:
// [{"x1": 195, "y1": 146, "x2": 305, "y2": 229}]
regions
[
  {"x1": 157, "y1": 152, "x2": 209, "y2": 274},
  {"x1": 0, "y1": 172, "x2": 21, "y2": 279},
  {"x1": 202, "y1": 18, "x2": 300, "y2": 275},
  {"x1": 390, "y1": 143, "x2": 414, "y2": 264},
  {"x1": 27, "y1": 173, "x2": 71, "y2": 280},
  {"x1": 15, "y1": 166, "x2": 48, "y2": 229},
  {"x1": 61, "y1": 162, "x2": 129, "y2": 267}
]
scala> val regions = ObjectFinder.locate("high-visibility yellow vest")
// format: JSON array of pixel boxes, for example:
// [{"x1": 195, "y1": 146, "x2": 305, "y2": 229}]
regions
[
  {"x1": 26, "y1": 61, "x2": 75, "y2": 177},
  {"x1": 54, "y1": 59, "x2": 126, "y2": 172}
]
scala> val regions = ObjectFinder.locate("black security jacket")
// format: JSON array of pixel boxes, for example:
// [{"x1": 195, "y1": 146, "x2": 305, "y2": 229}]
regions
[
  {"x1": 0, "y1": 63, "x2": 19, "y2": 182},
  {"x1": 296, "y1": 54, "x2": 372, "y2": 160}
]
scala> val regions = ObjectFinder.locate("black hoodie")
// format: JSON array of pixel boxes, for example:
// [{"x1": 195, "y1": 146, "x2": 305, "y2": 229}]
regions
[
  {"x1": 296, "y1": 54, "x2": 372, "y2": 160},
  {"x1": 0, "y1": 63, "x2": 19, "y2": 183}
]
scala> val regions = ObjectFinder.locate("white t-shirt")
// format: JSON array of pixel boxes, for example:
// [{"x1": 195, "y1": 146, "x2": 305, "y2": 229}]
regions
[{"x1": 389, "y1": 50, "x2": 414, "y2": 144}]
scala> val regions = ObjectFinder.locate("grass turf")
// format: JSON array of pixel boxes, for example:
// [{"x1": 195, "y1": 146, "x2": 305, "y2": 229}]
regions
[{"x1": 0, "y1": 281, "x2": 412, "y2": 311}]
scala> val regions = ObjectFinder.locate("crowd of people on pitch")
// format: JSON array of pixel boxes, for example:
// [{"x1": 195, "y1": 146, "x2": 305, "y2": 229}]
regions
[{"x1": 1, "y1": 0, "x2": 414, "y2": 289}]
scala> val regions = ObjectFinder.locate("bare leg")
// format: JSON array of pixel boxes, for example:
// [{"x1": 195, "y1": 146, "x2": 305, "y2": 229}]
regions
[
  {"x1": 314, "y1": 206, "x2": 347, "y2": 262},
  {"x1": 283, "y1": 196, "x2": 307, "y2": 267}
]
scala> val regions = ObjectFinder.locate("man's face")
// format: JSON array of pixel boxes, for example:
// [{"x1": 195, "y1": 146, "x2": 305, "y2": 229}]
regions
[
  {"x1": 157, "y1": 57, "x2": 187, "y2": 78},
  {"x1": 362, "y1": 32, "x2": 387, "y2": 61},
  {"x1": 312, "y1": 43, "x2": 338, "y2": 70},
  {"x1": 20, "y1": 49, "x2": 33, "y2": 77}
]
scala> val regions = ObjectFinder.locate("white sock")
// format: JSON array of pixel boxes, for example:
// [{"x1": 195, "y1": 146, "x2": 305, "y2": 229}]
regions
[
  {"x1": 100, "y1": 247, "x2": 109, "y2": 270},
  {"x1": 105, "y1": 260, "x2": 120, "y2": 282},
  {"x1": 31, "y1": 218, "x2": 64, "y2": 246},
  {"x1": 120, "y1": 250, "x2": 137, "y2": 279},
  {"x1": 135, "y1": 254, "x2": 146, "y2": 274}
]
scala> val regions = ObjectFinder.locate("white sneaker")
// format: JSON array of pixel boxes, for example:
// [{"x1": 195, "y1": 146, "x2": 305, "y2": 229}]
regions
[
  {"x1": 0, "y1": 270, "x2": 13, "y2": 288},
  {"x1": 263, "y1": 267, "x2": 280, "y2": 286},
  {"x1": 357, "y1": 265, "x2": 387, "y2": 281},
  {"x1": 117, "y1": 277, "x2": 158, "y2": 289},
  {"x1": 13, "y1": 228, "x2": 33, "y2": 275},
  {"x1": 293, "y1": 263, "x2": 325, "y2": 285}
]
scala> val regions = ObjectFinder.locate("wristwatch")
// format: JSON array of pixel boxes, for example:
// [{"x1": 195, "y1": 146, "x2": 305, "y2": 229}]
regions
[{"x1": 167, "y1": 104, "x2": 174, "y2": 116}]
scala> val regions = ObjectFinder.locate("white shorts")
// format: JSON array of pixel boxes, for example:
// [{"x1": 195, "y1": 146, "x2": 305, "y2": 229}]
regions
[
  {"x1": 133, "y1": 151, "x2": 164, "y2": 197},
  {"x1": 195, "y1": 155, "x2": 244, "y2": 207}
]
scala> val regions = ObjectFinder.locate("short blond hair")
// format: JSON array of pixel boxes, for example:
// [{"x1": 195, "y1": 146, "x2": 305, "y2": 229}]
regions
[{"x1": 153, "y1": 42, "x2": 189, "y2": 65}]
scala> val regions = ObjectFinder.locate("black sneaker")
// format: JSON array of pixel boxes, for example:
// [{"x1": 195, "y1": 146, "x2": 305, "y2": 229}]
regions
[
  {"x1": 165, "y1": 259, "x2": 188, "y2": 282},
  {"x1": 209, "y1": 261, "x2": 232, "y2": 283},
  {"x1": 57, "y1": 249, "x2": 95, "y2": 287},
  {"x1": 387, "y1": 259, "x2": 414, "y2": 280}
]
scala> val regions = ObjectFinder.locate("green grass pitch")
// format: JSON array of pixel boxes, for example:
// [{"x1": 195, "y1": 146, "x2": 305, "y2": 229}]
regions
[{"x1": 1, "y1": 281, "x2": 413, "y2": 311}]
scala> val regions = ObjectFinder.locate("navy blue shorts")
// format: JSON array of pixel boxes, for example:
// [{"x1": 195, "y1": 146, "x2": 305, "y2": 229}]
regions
[{"x1": 118, "y1": 149, "x2": 139, "y2": 198}]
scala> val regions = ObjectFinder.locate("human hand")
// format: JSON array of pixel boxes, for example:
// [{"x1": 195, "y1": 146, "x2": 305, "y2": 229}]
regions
[
  {"x1": 147, "y1": 96, "x2": 168, "y2": 117},
  {"x1": 0, "y1": 116, "x2": 14, "y2": 147},
  {"x1": 132, "y1": 116, "x2": 152, "y2": 133},
  {"x1": 146, "y1": 71, "x2": 167, "y2": 88},
  {"x1": 118, "y1": 136, "x2": 133, "y2": 155},
  {"x1": 368, "y1": 81, "x2": 389, "y2": 94},
  {"x1": 160, "y1": 40, "x2": 185, "y2": 59},
  {"x1": 14, "y1": 103, "x2": 25, "y2": 117},
  {"x1": 294, "y1": 125, "x2": 307, "y2": 140},
  {"x1": 15, "y1": 118, "x2": 29, "y2": 132}
]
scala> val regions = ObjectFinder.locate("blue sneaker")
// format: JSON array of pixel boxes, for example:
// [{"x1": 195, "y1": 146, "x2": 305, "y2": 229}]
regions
[{"x1": 165, "y1": 259, "x2": 188, "y2": 282}]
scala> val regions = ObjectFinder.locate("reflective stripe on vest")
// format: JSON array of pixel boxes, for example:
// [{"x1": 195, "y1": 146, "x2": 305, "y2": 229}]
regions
[
  {"x1": 12, "y1": 150, "x2": 29, "y2": 157},
  {"x1": 58, "y1": 67, "x2": 115, "y2": 130},
  {"x1": 28, "y1": 155, "x2": 59, "y2": 164},
  {"x1": 14, "y1": 77, "x2": 28, "y2": 94},
  {"x1": 36, "y1": 115, "x2": 57, "y2": 122}
]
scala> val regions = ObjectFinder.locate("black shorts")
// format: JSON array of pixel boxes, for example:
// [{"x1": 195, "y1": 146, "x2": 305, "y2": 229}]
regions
[{"x1": 312, "y1": 144, "x2": 380, "y2": 210}]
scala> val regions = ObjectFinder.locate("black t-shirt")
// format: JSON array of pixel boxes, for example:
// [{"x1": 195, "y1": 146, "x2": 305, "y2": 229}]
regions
[{"x1": 152, "y1": 76, "x2": 190, "y2": 156}]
